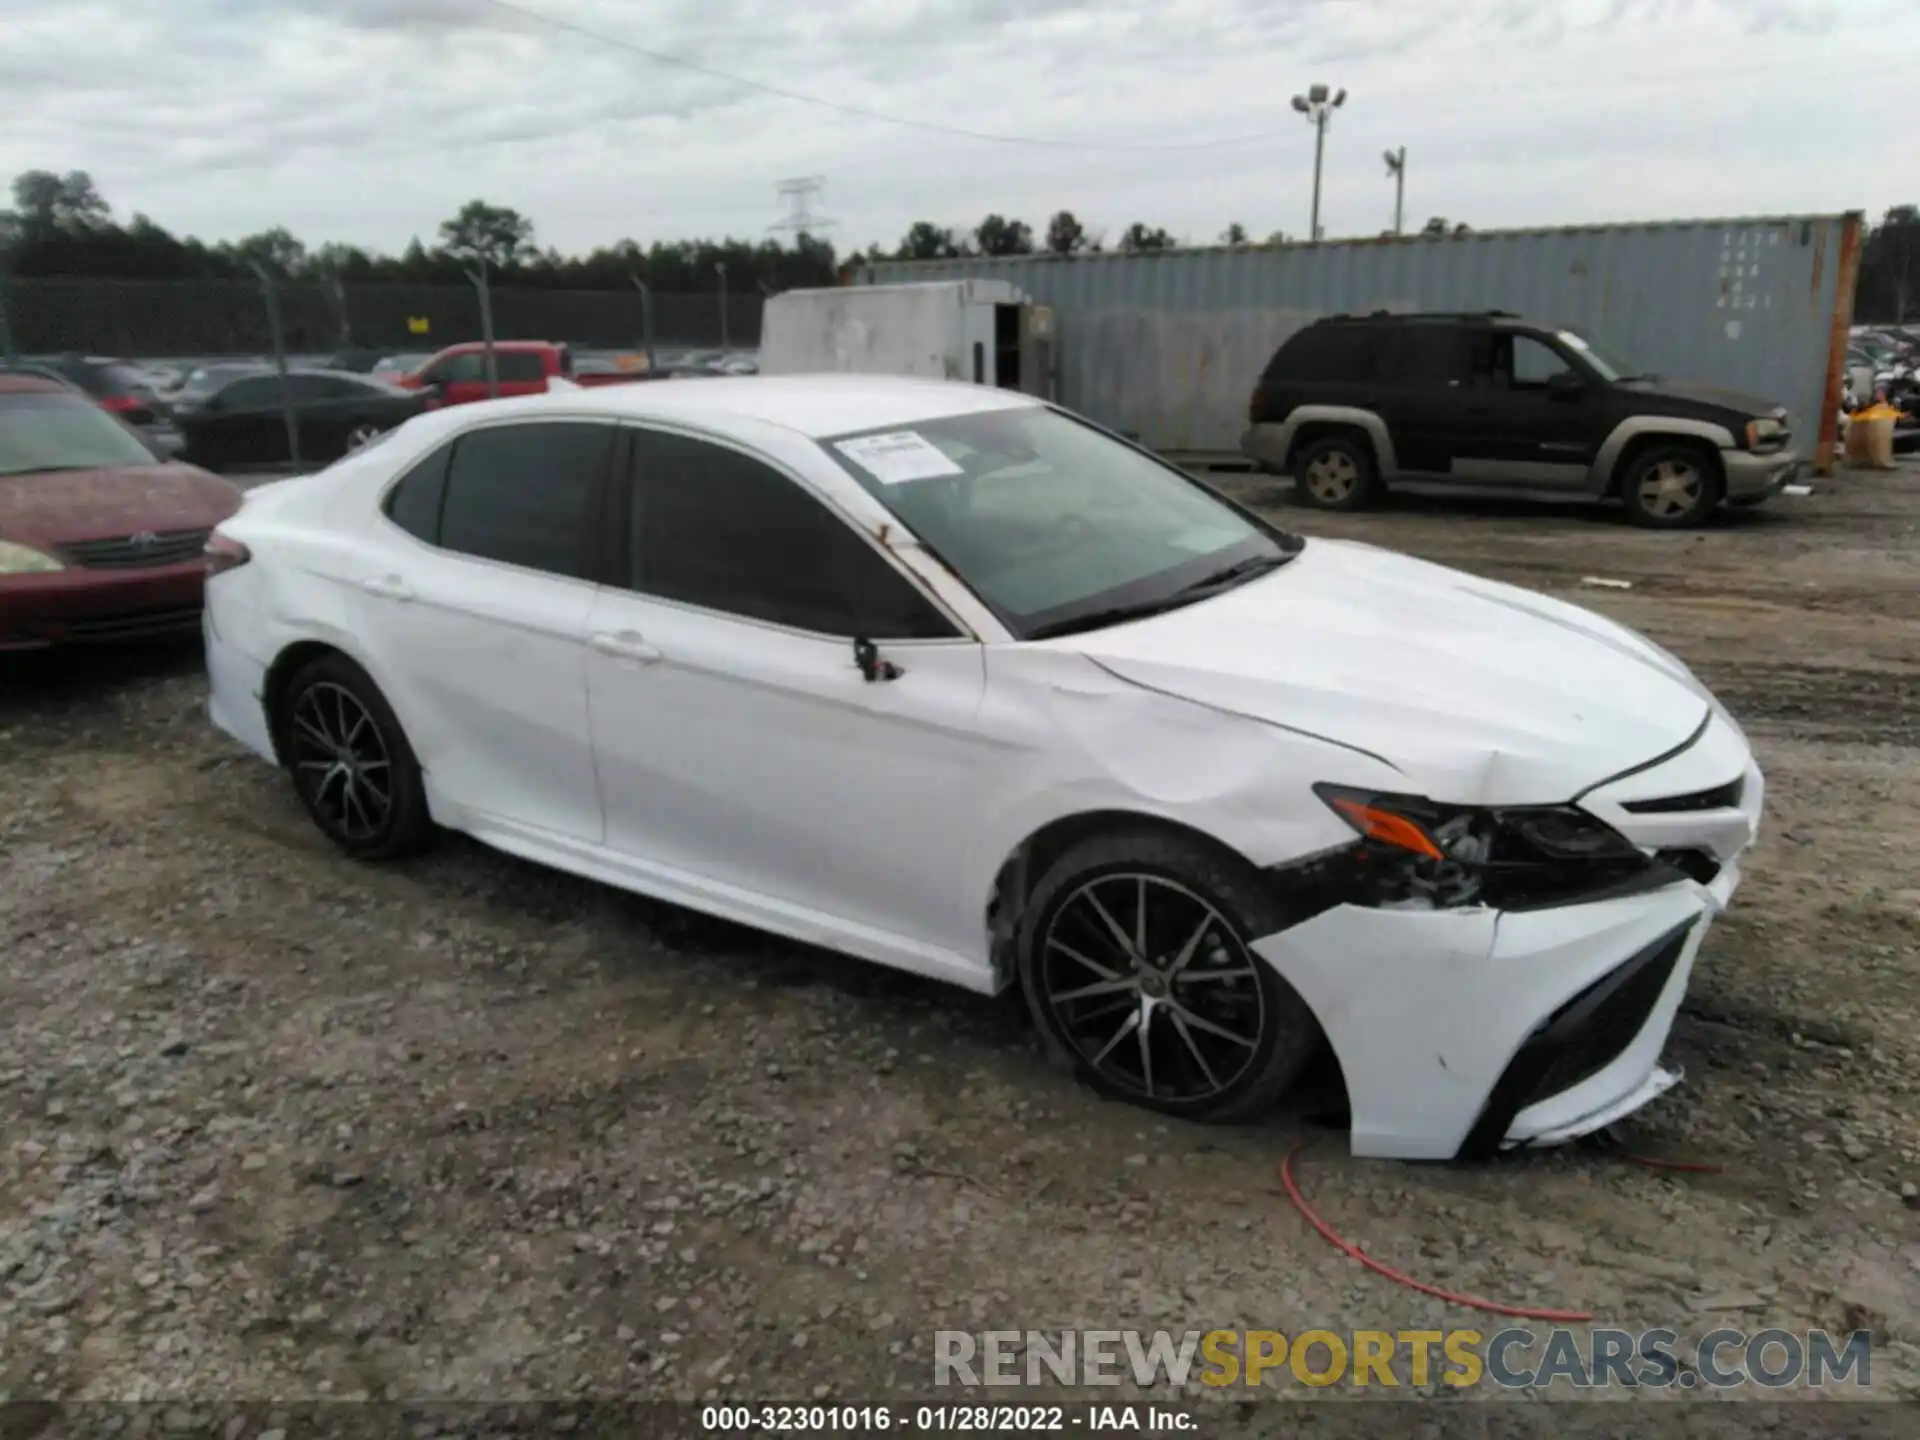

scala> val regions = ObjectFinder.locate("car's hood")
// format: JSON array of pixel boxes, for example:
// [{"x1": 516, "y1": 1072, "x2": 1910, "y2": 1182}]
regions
[
  {"x1": 1050, "y1": 539, "x2": 1712, "y2": 805},
  {"x1": 1618, "y1": 376, "x2": 1783, "y2": 419},
  {"x1": 0, "y1": 462, "x2": 242, "y2": 551}
]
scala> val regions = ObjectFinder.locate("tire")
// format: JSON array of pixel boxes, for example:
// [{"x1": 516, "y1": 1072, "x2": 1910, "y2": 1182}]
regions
[
  {"x1": 1292, "y1": 433, "x2": 1380, "y2": 512},
  {"x1": 277, "y1": 653, "x2": 433, "y2": 861},
  {"x1": 1620, "y1": 444, "x2": 1722, "y2": 528},
  {"x1": 1016, "y1": 828, "x2": 1321, "y2": 1123}
]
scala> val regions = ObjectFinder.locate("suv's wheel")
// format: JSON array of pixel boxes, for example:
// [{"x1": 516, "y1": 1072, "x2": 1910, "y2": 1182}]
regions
[
  {"x1": 1293, "y1": 434, "x2": 1379, "y2": 512},
  {"x1": 278, "y1": 653, "x2": 432, "y2": 860},
  {"x1": 1017, "y1": 829, "x2": 1321, "y2": 1123},
  {"x1": 1621, "y1": 444, "x2": 1721, "y2": 528}
]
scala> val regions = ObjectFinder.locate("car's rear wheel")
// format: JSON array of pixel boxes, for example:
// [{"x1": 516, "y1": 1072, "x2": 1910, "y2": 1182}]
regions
[
  {"x1": 1293, "y1": 434, "x2": 1379, "y2": 512},
  {"x1": 279, "y1": 653, "x2": 432, "y2": 860},
  {"x1": 1621, "y1": 444, "x2": 1721, "y2": 528},
  {"x1": 1017, "y1": 829, "x2": 1320, "y2": 1122}
]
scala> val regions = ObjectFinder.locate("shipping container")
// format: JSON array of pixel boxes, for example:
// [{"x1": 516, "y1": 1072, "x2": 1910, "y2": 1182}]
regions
[
  {"x1": 761, "y1": 280, "x2": 1021, "y2": 383},
  {"x1": 859, "y1": 214, "x2": 1863, "y2": 473}
]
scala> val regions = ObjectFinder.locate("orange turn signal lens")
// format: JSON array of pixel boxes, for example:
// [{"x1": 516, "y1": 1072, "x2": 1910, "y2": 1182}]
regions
[{"x1": 1327, "y1": 796, "x2": 1446, "y2": 860}]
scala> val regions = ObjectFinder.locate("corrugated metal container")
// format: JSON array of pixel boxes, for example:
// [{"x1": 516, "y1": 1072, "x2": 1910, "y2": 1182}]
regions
[{"x1": 859, "y1": 213, "x2": 1863, "y2": 471}]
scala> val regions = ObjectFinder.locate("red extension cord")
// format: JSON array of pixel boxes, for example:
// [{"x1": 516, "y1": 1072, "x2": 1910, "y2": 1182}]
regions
[{"x1": 1278, "y1": 1141, "x2": 1721, "y2": 1322}]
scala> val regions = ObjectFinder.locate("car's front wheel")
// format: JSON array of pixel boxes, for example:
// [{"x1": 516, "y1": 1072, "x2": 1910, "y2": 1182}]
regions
[
  {"x1": 1621, "y1": 444, "x2": 1722, "y2": 528},
  {"x1": 1017, "y1": 829, "x2": 1320, "y2": 1122},
  {"x1": 278, "y1": 653, "x2": 433, "y2": 860}
]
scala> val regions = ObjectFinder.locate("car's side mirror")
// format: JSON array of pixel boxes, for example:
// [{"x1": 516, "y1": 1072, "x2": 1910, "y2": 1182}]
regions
[{"x1": 1547, "y1": 370, "x2": 1584, "y2": 400}]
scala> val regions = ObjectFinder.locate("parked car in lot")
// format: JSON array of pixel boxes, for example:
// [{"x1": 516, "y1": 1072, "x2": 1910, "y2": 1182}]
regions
[
  {"x1": 174, "y1": 369, "x2": 430, "y2": 468},
  {"x1": 0, "y1": 373, "x2": 241, "y2": 649},
  {"x1": 1242, "y1": 311, "x2": 1801, "y2": 527},
  {"x1": 393, "y1": 340, "x2": 651, "y2": 407},
  {"x1": 202, "y1": 376, "x2": 1763, "y2": 1160},
  {"x1": 15, "y1": 354, "x2": 185, "y2": 458}
]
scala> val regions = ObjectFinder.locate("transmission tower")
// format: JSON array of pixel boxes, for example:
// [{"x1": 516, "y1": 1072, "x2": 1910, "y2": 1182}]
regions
[{"x1": 771, "y1": 176, "x2": 836, "y2": 241}]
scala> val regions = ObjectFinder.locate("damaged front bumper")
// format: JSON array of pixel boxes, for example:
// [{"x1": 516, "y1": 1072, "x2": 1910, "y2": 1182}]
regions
[{"x1": 1255, "y1": 727, "x2": 1762, "y2": 1161}]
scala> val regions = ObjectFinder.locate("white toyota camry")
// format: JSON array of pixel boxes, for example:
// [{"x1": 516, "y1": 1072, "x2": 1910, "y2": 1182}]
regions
[{"x1": 202, "y1": 376, "x2": 1763, "y2": 1160}]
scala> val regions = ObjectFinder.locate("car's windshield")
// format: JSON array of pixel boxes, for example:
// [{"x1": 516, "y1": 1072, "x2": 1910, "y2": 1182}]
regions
[
  {"x1": 1556, "y1": 329, "x2": 1636, "y2": 382},
  {"x1": 819, "y1": 405, "x2": 1299, "y2": 639},
  {"x1": 0, "y1": 391, "x2": 159, "y2": 476}
]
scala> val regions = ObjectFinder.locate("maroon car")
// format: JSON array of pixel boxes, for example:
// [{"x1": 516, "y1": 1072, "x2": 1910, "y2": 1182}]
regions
[{"x1": 0, "y1": 373, "x2": 243, "y2": 650}]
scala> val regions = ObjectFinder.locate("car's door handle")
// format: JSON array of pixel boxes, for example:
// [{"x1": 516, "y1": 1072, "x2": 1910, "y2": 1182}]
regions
[
  {"x1": 359, "y1": 574, "x2": 414, "y2": 601},
  {"x1": 589, "y1": 629, "x2": 662, "y2": 663}
]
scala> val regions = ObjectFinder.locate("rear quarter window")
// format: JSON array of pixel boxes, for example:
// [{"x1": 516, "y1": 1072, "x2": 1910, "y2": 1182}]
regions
[{"x1": 1260, "y1": 325, "x2": 1382, "y2": 385}]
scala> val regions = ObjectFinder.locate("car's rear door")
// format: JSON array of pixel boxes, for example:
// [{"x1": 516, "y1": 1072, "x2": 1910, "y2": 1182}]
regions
[
  {"x1": 494, "y1": 351, "x2": 550, "y2": 399},
  {"x1": 202, "y1": 375, "x2": 283, "y2": 461},
  {"x1": 352, "y1": 418, "x2": 618, "y2": 842},
  {"x1": 1371, "y1": 323, "x2": 1470, "y2": 476},
  {"x1": 582, "y1": 424, "x2": 992, "y2": 964}
]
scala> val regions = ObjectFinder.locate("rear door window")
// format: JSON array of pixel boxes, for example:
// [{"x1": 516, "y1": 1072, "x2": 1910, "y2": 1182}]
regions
[
  {"x1": 218, "y1": 377, "x2": 281, "y2": 410},
  {"x1": 435, "y1": 422, "x2": 614, "y2": 579},
  {"x1": 1377, "y1": 326, "x2": 1468, "y2": 388},
  {"x1": 496, "y1": 352, "x2": 547, "y2": 383}
]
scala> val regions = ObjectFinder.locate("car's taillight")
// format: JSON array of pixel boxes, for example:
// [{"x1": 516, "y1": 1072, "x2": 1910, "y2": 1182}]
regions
[
  {"x1": 204, "y1": 533, "x2": 251, "y2": 576},
  {"x1": 99, "y1": 395, "x2": 142, "y2": 413}
]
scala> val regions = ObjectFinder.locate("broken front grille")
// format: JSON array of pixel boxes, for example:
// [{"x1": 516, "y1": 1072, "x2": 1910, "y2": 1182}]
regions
[{"x1": 58, "y1": 528, "x2": 211, "y2": 570}]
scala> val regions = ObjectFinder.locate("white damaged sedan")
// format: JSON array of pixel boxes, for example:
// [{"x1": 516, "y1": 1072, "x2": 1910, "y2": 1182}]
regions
[{"x1": 203, "y1": 376, "x2": 1763, "y2": 1160}]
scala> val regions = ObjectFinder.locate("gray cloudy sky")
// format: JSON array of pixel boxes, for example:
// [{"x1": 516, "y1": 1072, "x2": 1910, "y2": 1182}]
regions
[{"x1": 3, "y1": 0, "x2": 1913, "y2": 255}]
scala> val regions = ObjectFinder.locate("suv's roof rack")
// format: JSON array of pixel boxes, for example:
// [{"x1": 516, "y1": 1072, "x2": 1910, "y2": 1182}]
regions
[{"x1": 1318, "y1": 309, "x2": 1522, "y2": 325}]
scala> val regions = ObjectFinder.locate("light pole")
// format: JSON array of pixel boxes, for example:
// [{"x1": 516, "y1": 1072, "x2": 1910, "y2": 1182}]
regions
[
  {"x1": 1290, "y1": 83, "x2": 1346, "y2": 242},
  {"x1": 1384, "y1": 147, "x2": 1407, "y2": 237}
]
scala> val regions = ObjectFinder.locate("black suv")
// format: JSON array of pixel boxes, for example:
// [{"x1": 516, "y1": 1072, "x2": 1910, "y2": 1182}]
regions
[{"x1": 1242, "y1": 312, "x2": 1801, "y2": 527}]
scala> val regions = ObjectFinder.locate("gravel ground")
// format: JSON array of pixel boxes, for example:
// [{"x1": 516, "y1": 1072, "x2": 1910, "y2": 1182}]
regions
[{"x1": 3, "y1": 463, "x2": 1919, "y2": 1411}]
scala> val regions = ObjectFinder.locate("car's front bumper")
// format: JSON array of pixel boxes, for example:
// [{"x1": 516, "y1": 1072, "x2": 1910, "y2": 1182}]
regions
[
  {"x1": 1255, "y1": 718, "x2": 1762, "y2": 1160},
  {"x1": 1721, "y1": 446, "x2": 1801, "y2": 502},
  {"x1": 0, "y1": 562, "x2": 207, "y2": 651}
]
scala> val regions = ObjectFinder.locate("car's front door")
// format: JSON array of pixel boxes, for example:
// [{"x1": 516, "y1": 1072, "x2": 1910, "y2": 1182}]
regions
[
  {"x1": 352, "y1": 419, "x2": 618, "y2": 842},
  {"x1": 583, "y1": 424, "x2": 993, "y2": 964},
  {"x1": 429, "y1": 351, "x2": 490, "y2": 407},
  {"x1": 1451, "y1": 332, "x2": 1601, "y2": 489}
]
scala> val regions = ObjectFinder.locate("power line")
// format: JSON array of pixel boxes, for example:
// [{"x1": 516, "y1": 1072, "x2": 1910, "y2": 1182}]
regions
[{"x1": 474, "y1": 0, "x2": 1306, "y2": 151}]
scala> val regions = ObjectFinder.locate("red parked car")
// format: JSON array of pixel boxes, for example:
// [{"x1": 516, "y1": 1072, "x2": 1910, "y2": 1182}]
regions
[
  {"x1": 395, "y1": 340, "x2": 652, "y2": 407},
  {"x1": 0, "y1": 374, "x2": 243, "y2": 650}
]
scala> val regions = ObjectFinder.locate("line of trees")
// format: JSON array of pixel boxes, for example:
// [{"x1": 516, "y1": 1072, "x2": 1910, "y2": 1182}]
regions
[
  {"x1": 7, "y1": 170, "x2": 1914, "y2": 320},
  {"x1": 0, "y1": 170, "x2": 1238, "y2": 293}
]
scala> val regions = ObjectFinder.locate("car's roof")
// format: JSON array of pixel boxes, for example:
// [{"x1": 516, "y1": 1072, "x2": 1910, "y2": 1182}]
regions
[
  {"x1": 469, "y1": 374, "x2": 1040, "y2": 439},
  {"x1": 1318, "y1": 310, "x2": 1532, "y2": 328}
]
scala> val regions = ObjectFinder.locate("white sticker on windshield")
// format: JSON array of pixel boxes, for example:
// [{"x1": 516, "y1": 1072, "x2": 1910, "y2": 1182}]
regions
[{"x1": 834, "y1": 431, "x2": 965, "y2": 485}]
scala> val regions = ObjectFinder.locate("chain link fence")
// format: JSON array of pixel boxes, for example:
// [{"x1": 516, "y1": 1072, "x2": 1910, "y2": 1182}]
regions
[{"x1": 0, "y1": 277, "x2": 762, "y2": 359}]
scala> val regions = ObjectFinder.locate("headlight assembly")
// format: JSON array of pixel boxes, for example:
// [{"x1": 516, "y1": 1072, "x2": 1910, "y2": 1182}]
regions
[
  {"x1": 0, "y1": 540, "x2": 64, "y2": 575},
  {"x1": 1308, "y1": 784, "x2": 1653, "y2": 911},
  {"x1": 1744, "y1": 417, "x2": 1786, "y2": 453}
]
